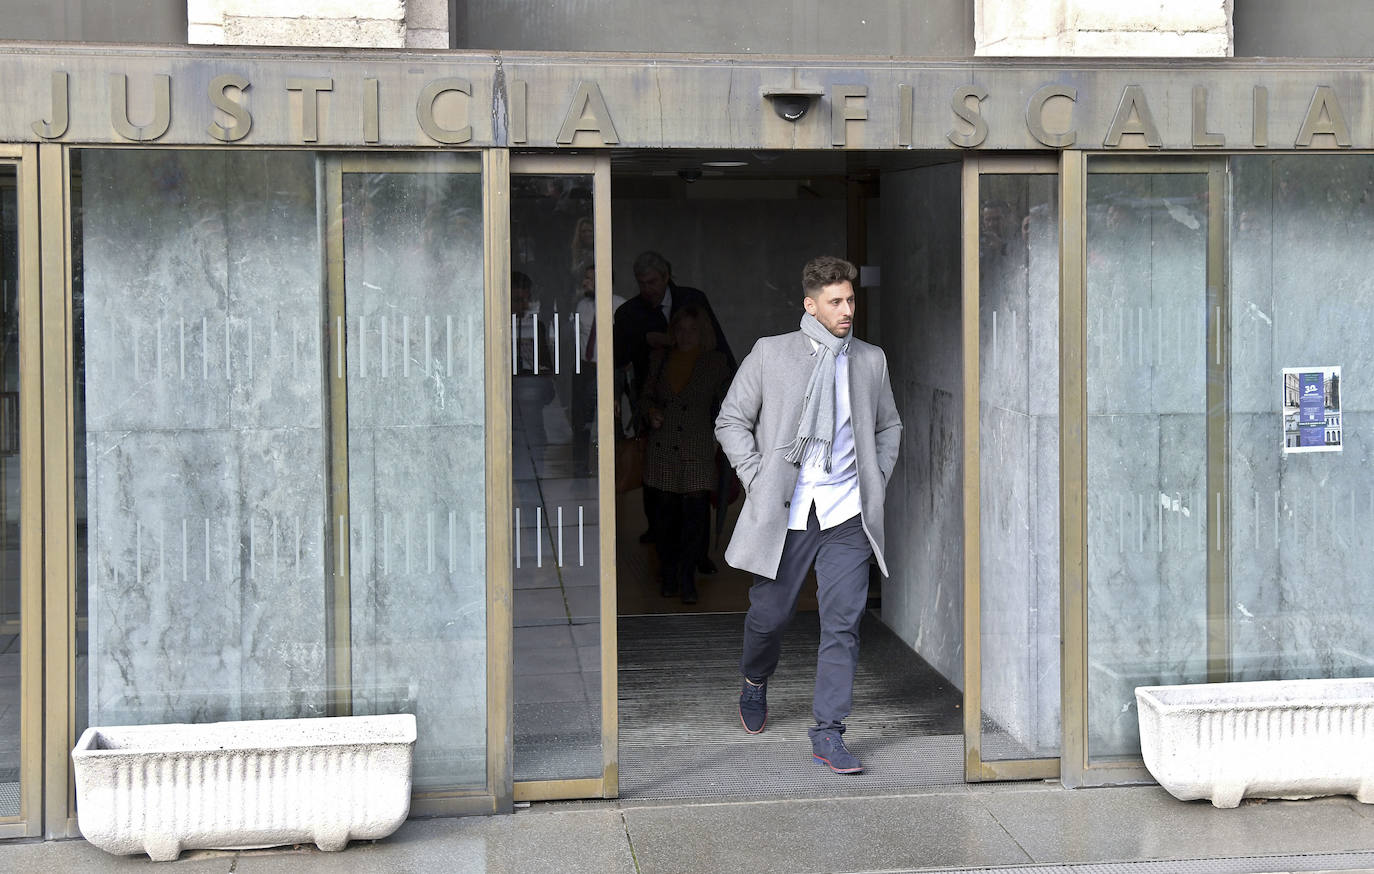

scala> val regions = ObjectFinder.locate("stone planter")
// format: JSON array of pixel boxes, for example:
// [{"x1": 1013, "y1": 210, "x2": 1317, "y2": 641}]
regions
[
  {"x1": 72, "y1": 713, "x2": 416, "y2": 861},
  {"x1": 1136, "y1": 678, "x2": 1374, "y2": 808}
]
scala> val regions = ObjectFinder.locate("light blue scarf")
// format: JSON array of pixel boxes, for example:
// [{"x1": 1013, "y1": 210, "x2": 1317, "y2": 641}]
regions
[{"x1": 784, "y1": 312, "x2": 850, "y2": 472}]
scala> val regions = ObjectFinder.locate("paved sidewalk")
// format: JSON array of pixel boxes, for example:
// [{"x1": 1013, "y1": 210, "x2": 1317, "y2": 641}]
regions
[{"x1": 6, "y1": 782, "x2": 1374, "y2": 873}]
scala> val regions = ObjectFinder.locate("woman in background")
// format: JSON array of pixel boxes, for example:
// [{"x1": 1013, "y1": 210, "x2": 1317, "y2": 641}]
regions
[{"x1": 639, "y1": 304, "x2": 732, "y2": 604}]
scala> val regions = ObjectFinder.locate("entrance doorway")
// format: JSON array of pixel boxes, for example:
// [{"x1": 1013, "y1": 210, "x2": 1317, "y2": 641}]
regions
[
  {"x1": 607, "y1": 151, "x2": 971, "y2": 799},
  {"x1": 506, "y1": 148, "x2": 1065, "y2": 800}
]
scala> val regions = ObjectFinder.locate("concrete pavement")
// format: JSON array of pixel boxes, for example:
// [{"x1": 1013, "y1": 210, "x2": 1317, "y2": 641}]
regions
[{"x1": 6, "y1": 781, "x2": 1374, "y2": 873}]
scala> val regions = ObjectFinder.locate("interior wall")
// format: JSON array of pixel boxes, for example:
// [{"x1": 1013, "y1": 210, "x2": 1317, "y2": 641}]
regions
[
  {"x1": 611, "y1": 194, "x2": 847, "y2": 357},
  {"x1": 879, "y1": 162, "x2": 964, "y2": 690}
]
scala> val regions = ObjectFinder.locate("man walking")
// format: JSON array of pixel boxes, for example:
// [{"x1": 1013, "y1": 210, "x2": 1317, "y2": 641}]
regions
[{"x1": 714, "y1": 255, "x2": 901, "y2": 774}]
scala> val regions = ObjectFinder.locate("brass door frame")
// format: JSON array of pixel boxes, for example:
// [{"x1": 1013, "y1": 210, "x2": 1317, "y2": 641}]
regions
[
  {"x1": 38, "y1": 142, "x2": 82, "y2": 839},
  {"x1": 325, "y1": 151, "x2": 510, "y2": 817},
  {"x1": 507, "y1": 153, "x2": 618, "y2": 802},
  {"x1": 961, "y1": 154, "x2": 1062, "y2": 782},
  {"x1": 1059, "y1": 153, "x2": 1228, "y2": 788},
  {"x1": 0, "y1": 146, "x2": 43, "y2": 839}
]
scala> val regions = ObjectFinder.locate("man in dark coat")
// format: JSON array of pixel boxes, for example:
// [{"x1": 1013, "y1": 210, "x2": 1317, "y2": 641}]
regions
[{"x1": 614, "y1": 251, "x2": 735, "y2": 553}]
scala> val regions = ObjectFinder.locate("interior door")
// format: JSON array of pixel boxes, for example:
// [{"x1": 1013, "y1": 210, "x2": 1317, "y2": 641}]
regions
[
  {"x1": 962, "y1": 155, "x2": 1063, "y2": 781},
  {"x1": 507, "y1": 155, "x2": 617, "y2": 801}
]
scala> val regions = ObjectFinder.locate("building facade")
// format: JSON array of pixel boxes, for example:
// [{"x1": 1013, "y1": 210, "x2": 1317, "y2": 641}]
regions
[{"x1": 0, "y1": 0, "x2": 1372, "y2": 843}]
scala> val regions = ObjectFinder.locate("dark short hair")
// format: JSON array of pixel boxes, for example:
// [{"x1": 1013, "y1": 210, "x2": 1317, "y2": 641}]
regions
[
  {"x1": 512, "y1": 270, "x2": 532, "y2": 291},
  {"x1": 633, "y1": 250, "x2": 671, "y2": 278},
  {"x1": 801, "y1": 255, "x2": 857, "y2": 296}
]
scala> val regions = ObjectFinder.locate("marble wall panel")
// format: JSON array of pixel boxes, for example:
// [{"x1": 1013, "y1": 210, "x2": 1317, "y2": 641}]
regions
[
  {"x1": 1085, "y1": 173, "x2": 1208, "y2": 418},
  {"x1": 1228, "y1": 155, "x2": 1374, "y2": 683},
  {"x1": 979, "y1": 178, "x2": 1032, "y2": 415},
  {"x1": 1027, "y1": 178, "x2": 1059, "y2": 419},
  {"x1": 235, "y1": 427, "x2": 328, "y2": 719},
  {"x1": 225, "y1": 151, "x2": 326, "y2": 431},
  {"x1": 879, "y1": 163, "x2": 965, "y2": 691},
  {"x1": 977, "y1": 173, "x2": 1061, "y2": 755},
  {"x1": 1032, "y1": 414, "x2": 1061, "y2": 750},
  {"x1": 81, "y1": 150, "x2": 328, "y2": 729},
  {"x1": 1229, "y1": 157, "x2": 1278, "y2": 415},
  {"x1": 82, "y1": 150, "x2": 232, "y2": 433},
  {"x1": 343, "y1": 171, "x2": 487, "y2": 430},
  {"x1": 978, "y1": 403, "x2": 1033, "y2": 738},
  {"x1": 348, "y1": 423, "x2": 487, "y2": 789},
  {"x1": 86, "y1": 430, "x2": 245, "y2": 726},
  {"x1": 1228, "y1": 411, "x2": 1284, "y2": 679},
  {"x1": 1085, "y1": 412, "x2": 1208, "y2": 756},
  {"x1": 340, "y1": 167, "x2": 488, "y2": 788},
  {"x1": 1084, "y1": 168, "x2": 1215, "y2": 757}
]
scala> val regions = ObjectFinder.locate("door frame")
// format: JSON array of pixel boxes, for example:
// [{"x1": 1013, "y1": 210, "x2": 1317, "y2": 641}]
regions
[
  {"x1": 324, "y1": 151, "x2": 510, "y2": 816},
  {"x1": 507, "y1": 153, "x2": 618, "y2": 802},
  {"x1": 1058, "y1": 153, "x2": 1228, "y2": 788},
  {"x1": 0, "y1": 145, "x2": 42, "y2": 840},
  {"x1": 961, "y1": 153, "x2": 1063, "y2": 782}
]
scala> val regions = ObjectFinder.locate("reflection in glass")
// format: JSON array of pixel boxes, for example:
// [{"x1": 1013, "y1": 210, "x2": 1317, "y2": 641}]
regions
[
  {"x1": 1085, "y1": 172, "x2": 1210, "y2": 760},
  {"x1": 342, "y1": 164, "x2": 487, "y2": 790},
  {"x1": 977, "y1": 174, "x2": 1059, "y2": 761},
  {"x1": 0, "y1": 167, "x2": 19, "y2": 816},
  {"x1": 510, "y1": 175, "x2": 603, "y2": 782}
]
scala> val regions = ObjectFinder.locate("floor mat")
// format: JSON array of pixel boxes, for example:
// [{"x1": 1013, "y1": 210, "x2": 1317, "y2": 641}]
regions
[{"x1": 618, "y1": 611, "x2": 967, "y2": 799}]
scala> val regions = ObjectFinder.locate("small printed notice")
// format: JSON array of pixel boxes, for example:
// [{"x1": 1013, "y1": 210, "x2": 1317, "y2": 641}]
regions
[{"x1": 1282, "y1": 366, "x2": 1342, "y2": 454}]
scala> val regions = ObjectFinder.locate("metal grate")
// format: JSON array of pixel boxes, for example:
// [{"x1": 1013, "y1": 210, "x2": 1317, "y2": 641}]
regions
[
  {"x1": 618, "y1": 612, "x2": 967, "y2": 799},
  {"x1": 0, "y1": 781, "x2": 18, "y2": 818}
]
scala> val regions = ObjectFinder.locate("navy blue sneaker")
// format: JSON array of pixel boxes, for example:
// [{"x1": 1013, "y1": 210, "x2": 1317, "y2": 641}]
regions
[
  {"x1": 739, "y1": 678, "x2": 767, "y2": 734},
  {"x1": 811, "y1": 731, "x2": 863, "y2": 774}
]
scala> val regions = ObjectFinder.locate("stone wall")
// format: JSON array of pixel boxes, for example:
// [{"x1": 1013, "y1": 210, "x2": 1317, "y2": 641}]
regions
[
  {"x1": 976, "y1": 0, "x2": 1232, "y2": 56},
  {"x1": 188, "y1": 0, "x2": 447, "y2": 48},
  {"x1": 976, "y1": 174, "x2": 1061, "y2": 757},
  {"x1": 878, "y1": 163, "x2": 965, "y2": 691}
]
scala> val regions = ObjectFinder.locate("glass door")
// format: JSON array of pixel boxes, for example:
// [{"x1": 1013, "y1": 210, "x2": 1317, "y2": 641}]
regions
[
  {"x1": 508, "y1": 155, "x2": 616, "y2": 800},
  {"x1": 0, "y1": 148, "x2": 39, "y2": 838},
  {"x1": 1061, "y1": 156, "x2": 1226, "y2": 787},
  {"x1": 327, "y1": 154, "x2": 499, "y2": 812},
  {"x1": 962, "y1": 155, "x2": 1062, "y2": 780}
]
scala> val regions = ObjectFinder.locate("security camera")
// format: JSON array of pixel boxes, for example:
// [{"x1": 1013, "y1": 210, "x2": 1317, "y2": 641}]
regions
[
  {"x1": 678, "y1": 168, "x2": 703, "y2": 183},
  {"x1": 763, "y1": 89, "x2": 823, "y2": 122}
]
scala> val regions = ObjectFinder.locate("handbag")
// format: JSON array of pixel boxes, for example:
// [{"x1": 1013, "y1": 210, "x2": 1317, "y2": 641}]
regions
[{"x1": 615, "y1": 436, "x2": 646, "y2": 494}]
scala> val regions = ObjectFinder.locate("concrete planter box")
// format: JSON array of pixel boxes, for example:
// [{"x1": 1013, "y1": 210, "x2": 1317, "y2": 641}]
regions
[
  {"x1": 1136, "y1": 678, "x2": 1374, "y2": 808},
  {"x1": 72, "y1": 714, "x2": 416, "y2": 861}
]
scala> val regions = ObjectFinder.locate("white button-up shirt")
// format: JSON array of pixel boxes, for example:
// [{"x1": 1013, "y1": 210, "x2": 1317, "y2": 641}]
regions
[{"x1": 788, "y1": 343, "x2": 861, "y2": 530}]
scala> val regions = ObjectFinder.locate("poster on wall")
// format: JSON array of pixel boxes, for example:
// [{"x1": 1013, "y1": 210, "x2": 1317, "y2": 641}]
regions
[{"x1": 1282, "y1": 366, "x2": 1342, "y2": 454}]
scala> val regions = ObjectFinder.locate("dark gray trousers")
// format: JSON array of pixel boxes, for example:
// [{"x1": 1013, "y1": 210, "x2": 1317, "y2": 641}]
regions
[{"x1": 739, "y1": 509, "x2": 872, "y2": 738}]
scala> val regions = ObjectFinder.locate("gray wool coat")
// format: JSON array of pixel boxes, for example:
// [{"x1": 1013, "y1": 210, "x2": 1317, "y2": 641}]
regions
[{"x1": 714, "y1": 331, "x2": 902, "y2": 580}]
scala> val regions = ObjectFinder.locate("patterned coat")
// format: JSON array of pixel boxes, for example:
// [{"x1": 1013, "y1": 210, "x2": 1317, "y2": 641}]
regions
[{"x1": 640, "y1": 348, "x2": 732, "y2": 494}]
